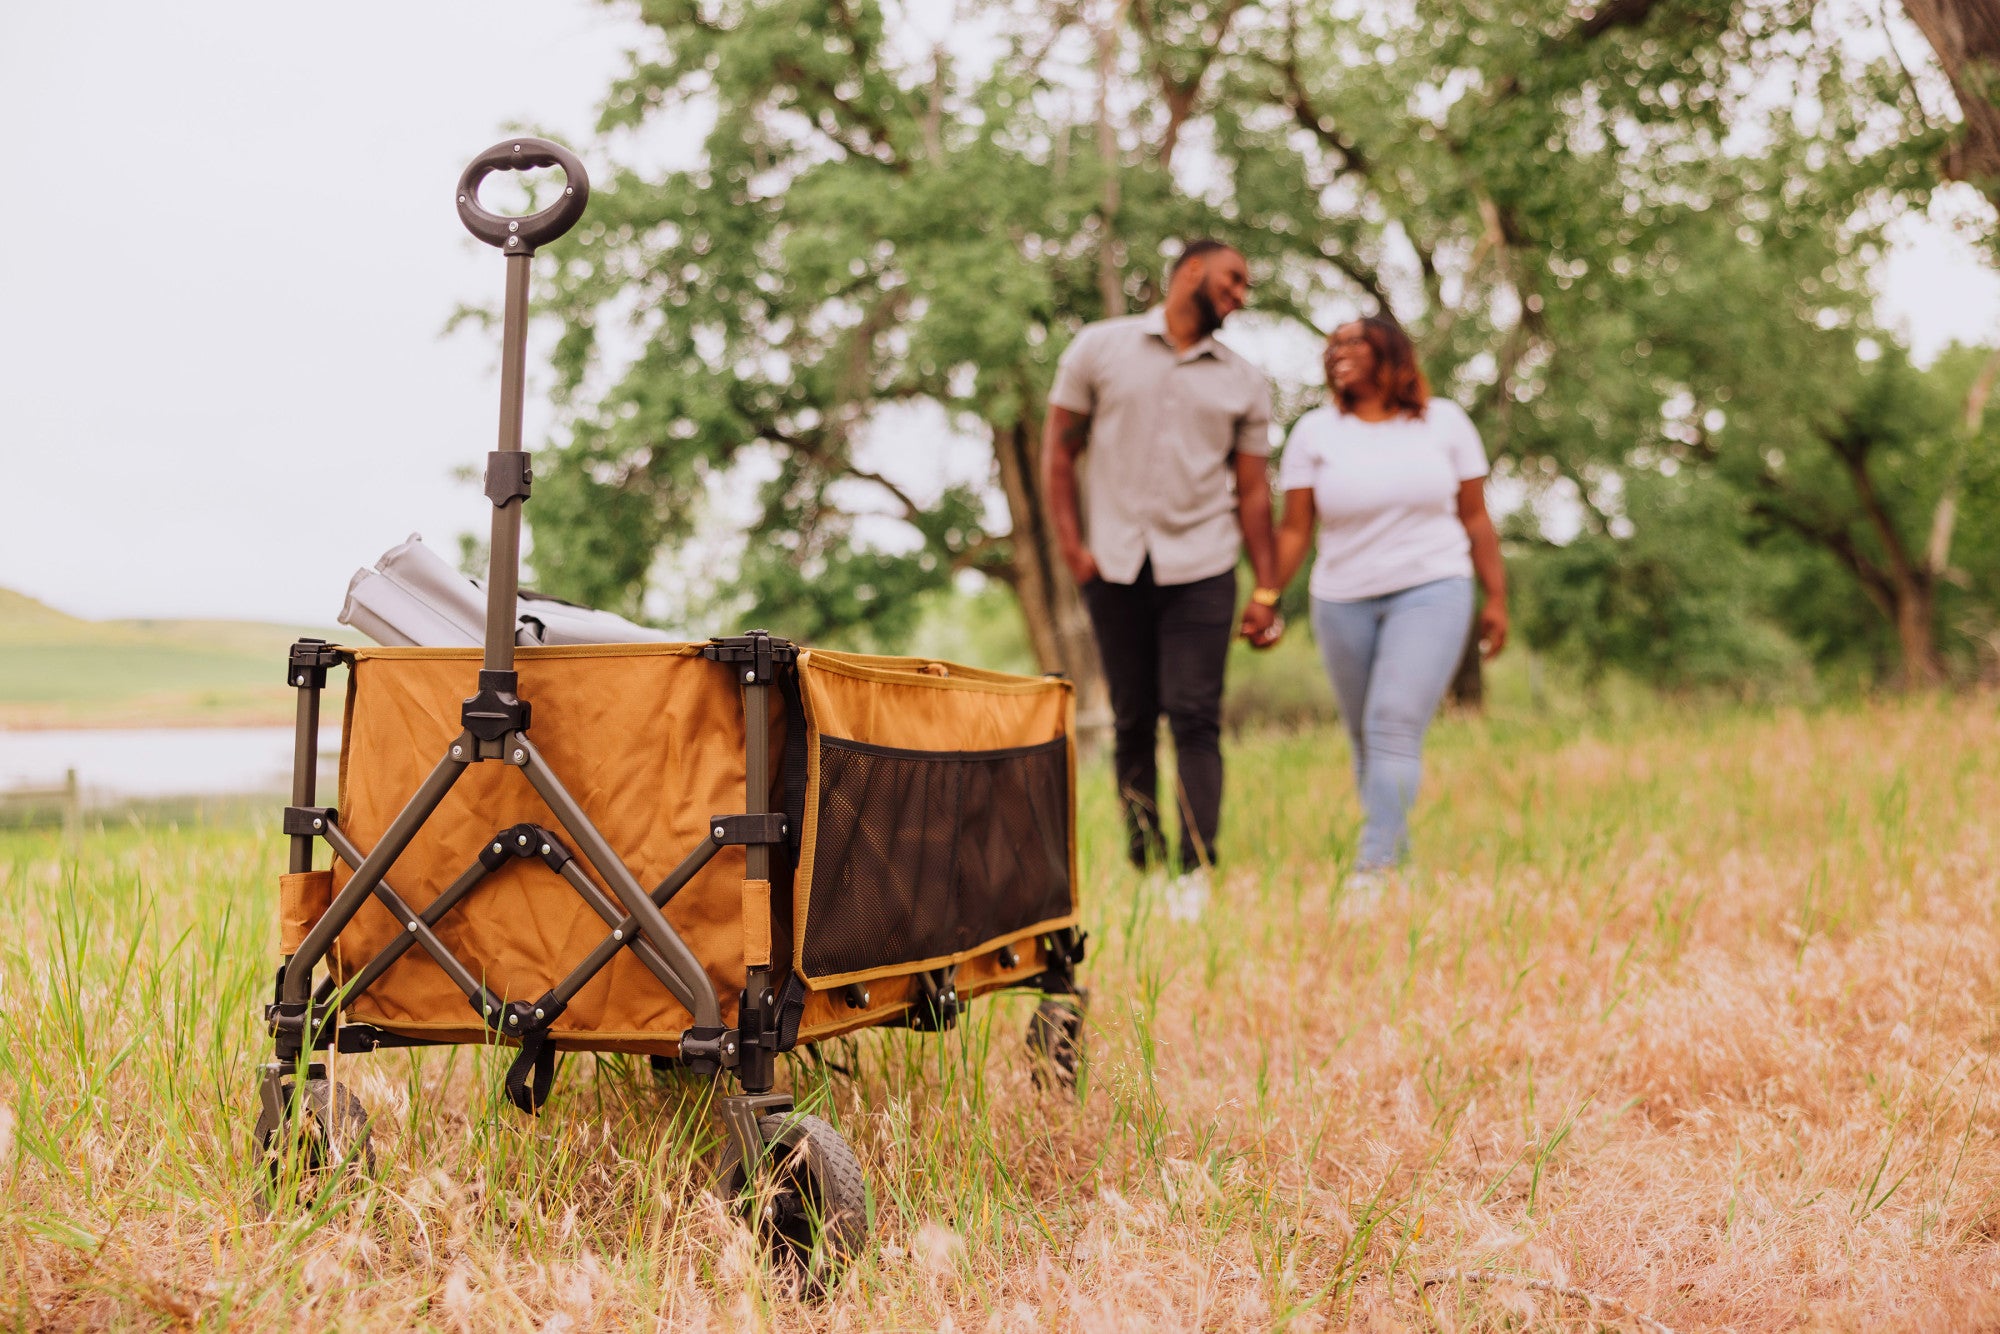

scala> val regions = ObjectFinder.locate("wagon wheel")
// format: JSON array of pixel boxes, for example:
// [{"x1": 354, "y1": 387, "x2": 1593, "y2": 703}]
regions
[
  {"x1": 253, "y1": 1077, "x2": 374, "y2": 1207},
  {"x1": 1027, "y1": 995, "x2": 1087, "y2": 1093},
  {"x1": 721, "y1": 1112, "x2": 871, "y2": 1287}
]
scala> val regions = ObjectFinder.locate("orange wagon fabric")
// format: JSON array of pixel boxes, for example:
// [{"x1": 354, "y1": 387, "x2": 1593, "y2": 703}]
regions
[
  {"x1": 792, "y1": 650, "x2": 1078, "y2": 987},
  {"x1": 324, "y1": 643, "x2": 1076, "y2": 1055}
]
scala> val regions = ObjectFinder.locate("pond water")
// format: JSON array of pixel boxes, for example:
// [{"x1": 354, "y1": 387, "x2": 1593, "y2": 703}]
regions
[{"x1": 0, "y1": 726, "x2": 342, "y2": 801}]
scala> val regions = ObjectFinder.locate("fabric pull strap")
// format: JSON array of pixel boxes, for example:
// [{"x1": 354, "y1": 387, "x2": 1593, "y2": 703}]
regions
[
  {"x1": 503, "y1": 1033, "x2": 557, "y2": 1114},
  {"x1": 742, "y1": 878, "x2": 773, "y2": 968},
  {"x1": 501, "y1": 994, "x2": 567, "y2": 1115},
  {"x1": 279, "y1": 870, "x2": 334, "y2": 954},
  {"x1": 775, "y1": 970, "x2": 810, "y2": 1051}
]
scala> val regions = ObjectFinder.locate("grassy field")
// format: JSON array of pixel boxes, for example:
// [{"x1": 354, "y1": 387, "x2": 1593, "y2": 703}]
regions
[
  {"x1": 3, "y1": 693, "x2": 1999, "y2": 1330},
  {"x1": 0, "y1": 587, "x2": 342, "y2": 729}
]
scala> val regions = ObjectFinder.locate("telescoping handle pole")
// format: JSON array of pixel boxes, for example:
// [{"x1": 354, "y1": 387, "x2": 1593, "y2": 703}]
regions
[
  {"x1": 485, "y1": 253, "x2": 532, "y2": 672},
  {"x1": 454, "y1": 137, "x2": 590, "y2": 677}
]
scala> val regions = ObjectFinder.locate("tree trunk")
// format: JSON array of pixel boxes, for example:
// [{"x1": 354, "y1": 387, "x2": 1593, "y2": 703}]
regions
[
  {"x1": 1900, "y1": 0, "x2": 2000, "y2": 208},
  {"x1": 1093, "y1": 3, "x2": 1127, "y2": 318},
  {"x1": 1925, "y1": 347, "x2": 2000, "y2": 574},
  {"x1": 991, "y1": 411, "x2": 1109, "y2": 725},
  {"x1": 1893, "y1": 580, "x2": 1947, "y2": 688},
  {"x1": 1830, "y1": 439, "x2": 1950, "y2": 690}
]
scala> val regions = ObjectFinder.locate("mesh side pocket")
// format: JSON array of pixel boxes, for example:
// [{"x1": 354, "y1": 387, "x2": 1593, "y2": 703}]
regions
[{"x1": 802, "y1": 736, "x2": 1070, "y2": 980}]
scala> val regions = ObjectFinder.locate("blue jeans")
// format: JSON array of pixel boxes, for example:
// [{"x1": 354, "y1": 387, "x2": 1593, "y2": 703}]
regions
[{"x1": 1310, "y1": 577, "x2": 1474, "y2": 870}]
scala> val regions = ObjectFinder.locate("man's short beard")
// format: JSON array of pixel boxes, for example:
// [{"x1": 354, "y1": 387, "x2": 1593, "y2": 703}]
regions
[{"x1": 1189, "y1": 283, "x2": 1223, "y2": 335}]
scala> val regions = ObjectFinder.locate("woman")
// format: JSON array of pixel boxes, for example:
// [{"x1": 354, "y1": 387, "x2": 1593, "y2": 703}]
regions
[{"x1": 1271, "y1": 316, "x2": 1507, "y2": 882}]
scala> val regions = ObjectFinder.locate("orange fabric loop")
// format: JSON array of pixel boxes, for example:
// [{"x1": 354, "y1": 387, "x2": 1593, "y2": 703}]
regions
[
  {"x1": 741, "y1": 879, "x2": 773, "y2": 969},
  {"x1": 278, "y1": 870, "x2": 334, "y2": 954}
]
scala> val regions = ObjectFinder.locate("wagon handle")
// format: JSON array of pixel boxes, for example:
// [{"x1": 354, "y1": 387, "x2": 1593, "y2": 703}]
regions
[
  {"x1": 455, "y1": 137, "x2": 590, "y2": 255},
  {"x1": 458, "y1": 137, "x2": 590, "y2": 675}
]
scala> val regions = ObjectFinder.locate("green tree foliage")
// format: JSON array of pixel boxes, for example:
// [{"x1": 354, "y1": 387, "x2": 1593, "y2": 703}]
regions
[
  {"x1": 1511, "y1": 469, "x2": 1808, "y2": 690},
  {"x1": 528, "y1": 0, "x2": 1232, "y2": 689},
  {"x1": 519, "y1": 0, "x2": 1973, "y2": 691},
  {"x1": 1260, "y1": 0, "x2": 1978, "y2": 687},
  {"x1": 1754, "y1": 346, "x2": 2000, "y2": 682},
  {"x1": 1514, "y1": 346, "x2": 2000, "y2": 689}
]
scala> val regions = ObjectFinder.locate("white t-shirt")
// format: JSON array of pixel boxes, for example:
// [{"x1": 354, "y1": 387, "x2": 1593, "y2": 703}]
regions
[{"x1": 1277, "y1": 399, "x2": 1489, "y2": 601}]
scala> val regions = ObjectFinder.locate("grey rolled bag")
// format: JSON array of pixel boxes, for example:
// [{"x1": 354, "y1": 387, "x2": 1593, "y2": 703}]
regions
[{"x1": 339, "y1": 533, "x2": 670, "y2": 647}]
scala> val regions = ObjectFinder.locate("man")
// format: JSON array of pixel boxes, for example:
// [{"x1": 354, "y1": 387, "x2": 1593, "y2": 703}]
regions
[{"x1": 1042, "y1": 239, "x2": 1282, "y2": 917}]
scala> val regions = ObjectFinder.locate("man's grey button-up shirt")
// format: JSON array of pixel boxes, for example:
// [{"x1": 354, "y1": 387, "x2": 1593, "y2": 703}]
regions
[{"x1": 1048, "y1": 307, "x2": 1273, "y2": 587}]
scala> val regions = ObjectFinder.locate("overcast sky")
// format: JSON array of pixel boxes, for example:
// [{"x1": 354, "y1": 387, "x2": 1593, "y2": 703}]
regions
[{"x1": 1, "y1": 3, "x2": 1995, "y2": 625}]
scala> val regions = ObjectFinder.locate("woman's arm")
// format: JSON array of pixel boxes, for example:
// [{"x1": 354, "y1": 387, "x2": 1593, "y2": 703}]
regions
[
  {"x1": 1239, "y1": 484, "x2": 1314, "y2": 649},
  {"x1": 1275, "y1": 487, "x2": 1316, "y2": 591},
  {"x1": 1457, "y1": 477, "x2": 1508, "y2": 657}
]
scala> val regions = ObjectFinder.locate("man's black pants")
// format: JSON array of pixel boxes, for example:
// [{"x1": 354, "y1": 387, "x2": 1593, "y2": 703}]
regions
[{"x1": 1082, "y1": 560, "x2": 1237, "y2": 873}]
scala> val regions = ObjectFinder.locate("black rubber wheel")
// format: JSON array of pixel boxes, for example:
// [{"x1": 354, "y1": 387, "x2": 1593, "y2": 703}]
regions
[
  {"x1": 722, "y1": 1112, "x2": 871, "y2": 1286},
  {"x1": 1027, "y1": 996, "x2": 1086, "y2": 1092},
  {"x1": 254, "y1": 1078, "x2": 374, "y2": 1206}
]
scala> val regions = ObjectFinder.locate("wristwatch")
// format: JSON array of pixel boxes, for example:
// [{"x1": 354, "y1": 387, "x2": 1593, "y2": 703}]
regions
[{"x1": 1250, "y1": 587, "x2": 1282, "y2": 607}]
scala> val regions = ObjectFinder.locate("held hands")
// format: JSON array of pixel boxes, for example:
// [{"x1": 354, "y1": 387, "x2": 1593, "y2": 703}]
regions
[{"x1": 1240, "y1": 600, "x2": 1284, "y2": 650}]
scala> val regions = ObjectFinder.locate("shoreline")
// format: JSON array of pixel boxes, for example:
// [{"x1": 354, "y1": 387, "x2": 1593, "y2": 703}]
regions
[{"x1": 0, "y1": 693, "x2": 347, "y2": 732}]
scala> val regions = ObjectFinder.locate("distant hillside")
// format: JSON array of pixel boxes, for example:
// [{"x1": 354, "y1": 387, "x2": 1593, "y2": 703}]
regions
[{"x1": 0, "y1": 588, "x2": 346, "y2": 728}]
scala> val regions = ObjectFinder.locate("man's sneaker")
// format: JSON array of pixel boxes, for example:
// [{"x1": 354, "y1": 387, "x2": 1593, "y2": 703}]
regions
[{"x1": 1165, "y1": 866, "x2": 1212, "y2": 923}]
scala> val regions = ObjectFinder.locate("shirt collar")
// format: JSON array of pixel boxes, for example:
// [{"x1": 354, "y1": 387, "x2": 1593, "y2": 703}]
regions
[{"x1": 1141, "y1": 306, "x2": 1220, "y2": 362}]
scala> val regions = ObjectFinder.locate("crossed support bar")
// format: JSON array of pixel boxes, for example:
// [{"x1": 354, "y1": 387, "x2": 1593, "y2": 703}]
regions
[
  {"x1": 268, "y1": 733, "x2": 787, "y2": 1108},
  {"x1": 268, "y1": 634, "x2": 798, "y2": 1125},
  {"x1": 278, "y1": 736, "x2": 710, "y2": 1010}
]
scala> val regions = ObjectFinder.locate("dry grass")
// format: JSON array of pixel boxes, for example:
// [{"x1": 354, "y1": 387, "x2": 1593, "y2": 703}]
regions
[{"x1": 5, "y1": 694, "x2": 2000, "y2": 1330}]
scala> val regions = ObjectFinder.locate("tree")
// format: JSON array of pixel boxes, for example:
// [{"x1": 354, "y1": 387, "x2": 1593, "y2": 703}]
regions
[
  {"x1": 1222, "y1": 0, "x2": 1948, "y2": 687},
  {"x1": 1899, "y1": 0, "x2": 2000, "y2": 210},
  {"x1": 529, "y1": 0, "x2": 1270, "y2": 712},
  {"x1": 1736, "y1": 351, "x2": 1963, "y2": 685},
  {"x1": 1514, "y1": 345, "x2": 2000, "y2": 691},
  {"x1": 521, "y1": 0, "x2": 1952, "y2": 695},
  {"x1": 1511, "y1": 467, "x2": 1808, "y2": 691},
  {"x1": 1748, "y1": 345, "x2": 2000, "y2": 683}
]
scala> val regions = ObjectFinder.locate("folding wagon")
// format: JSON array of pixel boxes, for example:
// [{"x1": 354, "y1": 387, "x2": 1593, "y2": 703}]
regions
[{"x1": 255, "y1": 139, "x2": 1087, "y2": 1267}]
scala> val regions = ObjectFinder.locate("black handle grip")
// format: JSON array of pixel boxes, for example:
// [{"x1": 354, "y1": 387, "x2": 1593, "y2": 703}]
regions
[{"x1": 455, "y1": 137, "x2": 590, "y2": 255}]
